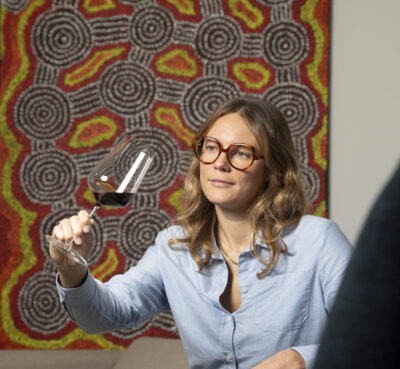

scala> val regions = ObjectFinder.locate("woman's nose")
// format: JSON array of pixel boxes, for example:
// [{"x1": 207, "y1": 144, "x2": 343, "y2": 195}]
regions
[{"x1": 213, "y1": 152, "x2": 231, "y2": 171}]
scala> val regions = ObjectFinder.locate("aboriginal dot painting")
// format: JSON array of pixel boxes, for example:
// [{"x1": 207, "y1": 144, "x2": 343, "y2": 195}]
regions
[{"x1": 0, "y1": 0, "x2": 330, "y2": 349}]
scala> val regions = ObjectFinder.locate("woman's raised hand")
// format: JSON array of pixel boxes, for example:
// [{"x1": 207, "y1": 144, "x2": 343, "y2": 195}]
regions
[{"x1": 49, "y1": 210, "x2": 93, "y2": 287}]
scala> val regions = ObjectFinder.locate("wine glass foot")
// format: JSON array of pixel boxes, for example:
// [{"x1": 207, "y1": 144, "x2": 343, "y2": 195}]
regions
[{"x1": 45, "y1": 235, "x2": 88, "y2": 266}]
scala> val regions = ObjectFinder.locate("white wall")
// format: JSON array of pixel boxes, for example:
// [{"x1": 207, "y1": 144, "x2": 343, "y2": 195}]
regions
[{"x1": 329, "y1": 0, "x2": 400, "y2": 245}]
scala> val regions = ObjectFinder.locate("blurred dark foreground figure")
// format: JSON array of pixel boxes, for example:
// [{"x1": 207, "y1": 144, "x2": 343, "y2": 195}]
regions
[{"x1": 314, "y1": 163, "x2": 400, "y2": 369}]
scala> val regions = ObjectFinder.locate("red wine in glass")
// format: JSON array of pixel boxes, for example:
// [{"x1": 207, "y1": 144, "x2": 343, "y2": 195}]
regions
[{"x1": 93, "y1": 192, "x2": 134, "y2": 207}]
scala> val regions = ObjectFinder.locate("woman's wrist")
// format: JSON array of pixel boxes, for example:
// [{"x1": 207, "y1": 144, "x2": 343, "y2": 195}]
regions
[{"x1": 58, "y1": 266, "x2": 88, "y2": 289}]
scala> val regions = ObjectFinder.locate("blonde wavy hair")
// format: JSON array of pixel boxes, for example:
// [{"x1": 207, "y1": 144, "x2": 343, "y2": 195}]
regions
[{"x1": 170, "y1": 96, "x2": 308, "y2": 278}]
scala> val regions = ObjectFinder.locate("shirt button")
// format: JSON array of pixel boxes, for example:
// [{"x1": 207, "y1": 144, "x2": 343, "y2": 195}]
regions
[
  {"x1": 225, "y1": 352, "x2": 234, "y2": 362},
  {"x1": 241, "y1": 288, "x2": 248, "y2": 294},
  {"x1": 226, "y1": 315, "x2": 232, "y2": 321}
]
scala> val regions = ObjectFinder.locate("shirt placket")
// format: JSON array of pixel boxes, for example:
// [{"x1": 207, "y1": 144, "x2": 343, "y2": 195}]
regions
[{"x1": 220, "y1": 312, "x2": 237, "y2": 368}]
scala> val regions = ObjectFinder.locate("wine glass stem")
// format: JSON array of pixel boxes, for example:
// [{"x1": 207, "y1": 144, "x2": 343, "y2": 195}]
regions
[{"x1": 89, "y1": 205, "x2": 100, "y2": 218}]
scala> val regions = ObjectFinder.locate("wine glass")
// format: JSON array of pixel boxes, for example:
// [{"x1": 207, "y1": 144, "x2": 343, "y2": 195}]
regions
[{"x1": 46, "y1": 135, "x2": 154, "y2": 266}]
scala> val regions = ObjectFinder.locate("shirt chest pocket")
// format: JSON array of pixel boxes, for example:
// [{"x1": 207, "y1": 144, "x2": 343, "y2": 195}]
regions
[{"x1": 253, "y1": 270, "x2": 310, "y2": 332}]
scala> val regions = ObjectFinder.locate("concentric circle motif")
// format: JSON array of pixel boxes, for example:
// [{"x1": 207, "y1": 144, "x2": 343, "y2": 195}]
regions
[
  {"x1": 99, "y1": 61, "x2": 156, "y2": 116},
  {"x1": 264, "y1": 83, "x2": 318, "y2": 136},
  {"x1": 195, "y1": 17, "x2": 241, "y2": 62},
  {"x1": 18, "y1": 272, "x2": 69, "y2": 334},
  {"x1": 20, "y1": 150, "x2": 79, "y2": 205},
  {"x1": 130, "y1": 6, "x2": 174, "y2": 51},
  {"x1": 111, "y1": 312, "x2": 176, "y2": 340},
  {"x1": 119, "y1": 208, "x2": 171, "y2": 261},
  {"x1": 263, "y1": 21, "x2": 309, "y2": 67},
  {"x1": 111, "y1": 320, "x2": 152, "y2": 340},
  {"x1": 3, "y1": 0, "x2": 28, "y2": 13},
  {"x1": 183, "y1": 77, "x2": 240, "y2": 131},
  {"x1": 300, "y1": 164, "x2": 320, "y2": 204},
  {"x1": 40, "y1": 208, "x2": 104, "y2": 265},
  {"x1": 14, "y1": 86, "x2": 71, "y2": 140},
  {"x1": 32, "y1": 8, "x2": 93, "y2": 68}
]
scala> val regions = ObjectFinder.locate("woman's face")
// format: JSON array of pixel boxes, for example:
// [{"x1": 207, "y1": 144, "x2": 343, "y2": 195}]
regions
[{"x1": 199, "y1": 112, "x2": 268, "y2": 213}]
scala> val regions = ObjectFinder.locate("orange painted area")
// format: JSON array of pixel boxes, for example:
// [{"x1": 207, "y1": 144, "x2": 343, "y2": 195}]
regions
[
  {"x1": 166, "y1": 54, "x2": 189, "y2": 70},
  {"x1": 227, "y1": 0, "x2": 264, "y2": 30},
  {"x1": 64, "y1": 48, "x2": 125, "y2": 86},
  {"x1": 242, "y1": 68, "x2": 263, "y2": 84},
  {"x1": 69, "y1": 116, "x2": 117, "y2": 149},
  {"x1": 231, "y1": 60, "x2": 271, "y2": 90},
  {"x1": 79, "y1": 122, "x2": 109, "y2": 141},
  {"x1": 155, "y1": 47, "x2": 200, "y2": 80},
  {"x1": 154, "y1": 105, "x2": 194, "y2": 146}
]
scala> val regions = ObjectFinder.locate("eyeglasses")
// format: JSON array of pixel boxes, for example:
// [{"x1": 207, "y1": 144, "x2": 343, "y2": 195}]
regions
[{"x1": 192, "y1": 136, "x2": 264, "y2": 171}]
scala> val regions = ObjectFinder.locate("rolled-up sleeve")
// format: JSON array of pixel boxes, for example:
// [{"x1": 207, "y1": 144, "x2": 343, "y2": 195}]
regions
[{"x1": 56, "y1": 243, "x2": 169, "y2": 334}]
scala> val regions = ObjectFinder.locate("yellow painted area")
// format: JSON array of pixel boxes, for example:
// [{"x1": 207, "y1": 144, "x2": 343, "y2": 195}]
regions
[
  {"x1": 168, "y1": 188, "x2": 184, "y2": 213},
  {"x1": 312, "y1": 200, "x2": 327, "y2": 217},
  {"x1": 83, "y1": 0, "x2": 116, "y2": 13},
  {"x1": 154, "y1": 106, "x2": 194, "y2": 146},
  {"x1": 300, "y1": 0, "x2": 328, "y2": 106},
  {"x1": 83, "y1": 187, "x2": 95, "y2": 204},
  {"x1": 0, "y1": 4, "x2": 6, "y2": 60},
  {"x1": 232, "y1": 61, "x2": 270, "y2": 89},
  {"x1": 311, "y1": 114, "x2": 328, "y2": 171},
  {"x1": 64, "y1": 47, "x2": 125, "y2": 86},
  {"x1": 167, "y1": 0, "x2": 196, "y2": 16},
  {"x1": 228, "y1": 0, "x2": 264, "y2": 30},
  {"x1": 92, "y1": 248, "x2": 119, "y2": 281}
]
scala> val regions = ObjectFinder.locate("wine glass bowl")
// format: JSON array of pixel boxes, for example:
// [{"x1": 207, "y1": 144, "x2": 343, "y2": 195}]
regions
[
  {"x1": 47, "y1": 135, "x2": 154, "y2": 266},
  {"x1": 88, "y1": 136, "x2": 154, "y2": 212}
]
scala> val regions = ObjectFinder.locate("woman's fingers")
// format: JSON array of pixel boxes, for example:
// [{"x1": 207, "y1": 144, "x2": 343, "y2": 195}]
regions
[
  {"x1": 52, "y1": 223, "x2": 64, "y2": 241},
  {"x1": 54, "y1": 211, "x2": 91, "y2": 245},
  {"x1": 78, "y1": 210, "x2": 91, "y2": 234},
  {"x1": 58, "y1": 218, "x2": 74, "y2": 243},
  {"x1": 70, "y1": 215, "x2": 83, "y2": 245},
  {"x1": 49, "y1": 210, "x2": 93, "y2": 266}
]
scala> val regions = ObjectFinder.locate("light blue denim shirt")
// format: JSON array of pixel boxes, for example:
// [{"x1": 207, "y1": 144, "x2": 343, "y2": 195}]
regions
[{"x1": 57, "y1": 215, "x2": 353, "y2": 369}]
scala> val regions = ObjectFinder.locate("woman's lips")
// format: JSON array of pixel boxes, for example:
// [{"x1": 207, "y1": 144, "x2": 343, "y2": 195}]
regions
[{"x1": 209, "y1": 179, "x2": 234, "y2": 187}]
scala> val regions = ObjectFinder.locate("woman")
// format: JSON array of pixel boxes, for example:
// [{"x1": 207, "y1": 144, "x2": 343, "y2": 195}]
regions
[{"x1": 50, "y1": 97, "x2": 353, "y2": 369}]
